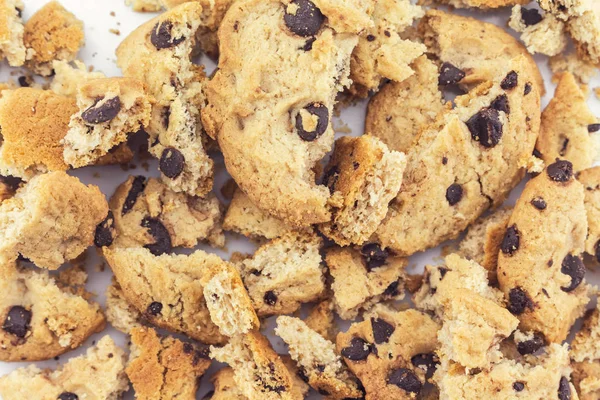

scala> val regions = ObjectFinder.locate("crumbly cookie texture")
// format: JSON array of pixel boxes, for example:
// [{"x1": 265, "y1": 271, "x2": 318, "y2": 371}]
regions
[
  {"x1": 275, "y1": 316, "x2": 363, "y2": 399},
  {"x1": 336, "y1": 306, "x2": 440, "y2": 400},
  {"x1": 0, "y1": 88, "x2": 75, "y2": 180},
  {"x1": 125, "y1": 0, "x2": 164, "y2": 12},
  {"x1": 348, "y1": 0, "x2": 424, "y2": 97},
  {"x1": 50, "y1": 60, "x2": 106, "y2": 97},
  {"x1": 578, "y1": 167, "x2": 600, "y2": 264},
  {"x1": 236, "y1": 231, "x2": 325, "y2": 316},
  {"x1": 0, "y1": 262, "x2": 105, "y2": 362},
  {"x1": 326, "y1": 245, "x2": 407, "y2": 320},
  {"x1": 210, "y1": 330, "x2": 297, "y2": 400},
  {"x1": 508, "y1": 5, "x2": 567, "y2": 56},
  {"x1": 62, "y1": 77, "x2": 152, "y2": 168},
  {"x1": 497, "y1": 160, "x2": 589, "y2": 343},
  {"x1": 23, "y1": 1, "x2": 85, "y2": 76},
  {"x1": 127, "y1": 326, "x2": 212, "y2": 400},
  {"x1": 0, "y1": 172, "x2": 108, "y2": 270},
  {"x1": 105, "y1": 278, "x2": 143, "y2": 334},
  {"x1": 365, "y1": 55, "x2": 446, "y2": 154},
  {"x1": 536, "y1": 72, "x2": 599, "y2": 172},
  {"x1": 202, "y1": 0, "x2": 373, "y2": 228},
  {"x1": 105, "y1": 175, "x2": 224, "y2": 251},
  {"x1": 0, "y1": 335, "x2": 129, "y2": 400},
  {"x1": 571, "y1": 306, "x2": 600, "y2": 400},
  {"x1": 0, "y1": 0, "x2": 25, "y2": 66},
  {"x1": 549, "y1": 52, "x2": 599, "y2": 84},
  {"x1": 117, "y1": 3, "x2": 214, "y2": 197},
  {"x1": 304, "y1": 299, "x2": 336, "y2": 342},
  {"x1": 319, "y1": 136, "x2": 406, "y2": 246}
]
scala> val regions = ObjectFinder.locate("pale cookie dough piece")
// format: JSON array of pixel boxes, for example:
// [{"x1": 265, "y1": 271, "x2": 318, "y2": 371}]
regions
[
  {"x1": 105, "y1": 175, "x2": 224, "y2": 251},
  {"x1": 578, "y1": 167, "x2": 600, "y2": 264},
  {"x1": 275, "y1": 316, "x2": 363, "y2": 399},
  {"x1": 0, "y1": 172, "x2": 108, "y2": 270},
  {"x1": 365, "y1": 55, "x2": 446, "y2": 154},
  {"x1": 63, "y1": 77, "x2": 152, "y2": 167},
  {"x1": 349, "y1": 0, "x2": 425, "y2": 97},
  {"x1": 568, "y1": 8, "x2": 600, "y2": 65},
  {"x1": 237, "y1": 231, "x2": 325, "y2": 316},
  {"x1": 304, "y1": 299, "x2": 336, "y2": 342},
  {"x1": 0, "y1": 0, "x2": 25, "y2": 66},
  {"x1": 571, "y1": 307, "x2": 600, "y2": 400},
  {"x1": 497, "y1": 160, "x2": 590, "y2": 343},
  {"x1": 50, "y1": 60, "x2": 106, "y2": 97},
  {"x1": 0, "y1": 175, "x2": 21, "y2": 203},
  {"x1": 0, "y1": 88, "x2": 75, "y2": 180},
  {"x1": 509, "y1": 5, "x2": 567, "y2": 56},
  {"x1": 126, "y1": 0, "x2": 164, "y2": 12},
  {"x1": 326, "y1": 245, "x2": 407, "y2": 320},
  {"x1": 23, "y1": 1, "x2": 85, "y2": 76},
  {"x1": 210, "y1": 330, "x2": 298, "y2": 400},
  {"x1": 0, "y1": 336, "x2": 129, "y2": 400},
  {"x1": 127, "y1": 326, "x2": 212, "y2": 400},
  {"x1": 536, "y1": 72, "x2": 599, "y2": 172},
  {"x1": 319, "y1": 135, "x2": 406, "y2": 247},
  {"x1": 336, "y1": 306, "x2": 440, "y2": 400},
  {"x1": 202, "y1": 0, "x2": 373, "y2": 227},
  {"x1": 0, "y1": 262, "x2": 105, "y2": 362},
  {"x1": 549, "y1": 52, "x2": 598, "y2": 84},
  {"x1": 105, "y1": 278, "x2": 143, "y2": 334},
  {"x1": 117, "y1": 3, "x2": 214, "y2": 197}
]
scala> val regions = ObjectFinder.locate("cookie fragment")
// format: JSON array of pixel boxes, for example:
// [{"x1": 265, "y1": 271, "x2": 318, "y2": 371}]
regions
[
  {"x1": 508, "y1": 5, "x2": 567, "y2": 56},
  {"x1": 0, "y1": 0, "x2": 26, "y2": 66}
]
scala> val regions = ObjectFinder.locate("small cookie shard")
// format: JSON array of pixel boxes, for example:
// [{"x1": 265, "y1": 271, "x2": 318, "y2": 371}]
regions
[
  {"x1": 326, "y1": 245, "x2": 407, "y2": 320},
  {"x1": 0, "y1": 0, "x2": 25, "y2": 66},
  {"x1": 536, "y1": 72, "x2": 599, "y2": 172},
  {"x1": 117, "y1": 3, "x2": 214, "y2": 197},
  {"x1": 127, "y1": 326, "x2": 211, "y2": 400},
  {"x1": 304, "y1": 299, "x2": 336, "y2": 342},
  {"x1": 0, "y1": 172, "x2": 108, "y2": 270},
  {"x1": 237, "y1": 231, "x2": 325, "y2": 316},
  {"x1": 23, "y1": 1, "x2": 85, "y2": 76},
  {"x1": 497, "y1": 160, "x2": 589, "y2": 343},
  {"x1": 578, "y1": 167, "x2": 600, "y2": 264},
  {"x1": 508, "y1": 5, "x2": 567, "y2": 56},
  {"x1": 62, "y1": 78, "x2": 152, "y2": 168},
  {"x1": 210, "y1": 331, "x2": 297, "y2": 400},
  {"x1": 0, "y1": 336, "x2": 128, "y2": 399},
  {"x1": 105, "y1": 278, "x2": 143, "y2": 334},
  {"x1": 365, "y1": 55, "x2": 446, "y2": 154},
  {"x1": 275, "y1": 316, "x2": 363, "y2": 399},
  {"x1": 319, "y1": 135, "x2": 406, "y2": 247},
  {"x1": 336, "y1": 306, "x2": 440, "y2": 400},
  {"x1": 202, "y1": 0, "x2": 373, "y2": 227},
  {"x1": 50, "y1": 60, "x2": 106, "y2": 97},
  {"x1": 571, "y1": 307, "x2": 600, "y2": 400}
]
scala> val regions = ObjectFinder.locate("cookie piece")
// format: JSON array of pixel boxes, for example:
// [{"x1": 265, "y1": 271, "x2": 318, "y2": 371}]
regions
[
  {"x1": 210, "y1": 330, "x2": 297, "y2": 400},
  {"x1": 275, "y1": 316, "x2": 363, "y2": 399},
  {"x1": 107, "y1": 175, "x2": 224, "y2": 251},
  {"x1": 304, "y1": 299, "x2": 336, "y2": 342},
  {"x1": 508, "y1": 5, "x2": 567, "y2": 56},
  {"x1": 0, "y1": 262, "x2": 105, "y2": 362},
  {"x1": 579, "y1": 167, "x2": 600, "y2": 264},
  {"x1": 549, "y1": 52, "x2": 598, "y2": 84},
  {"x1": 0, "y1": 335, "x2": 128, "y2": 399},
  {"x1": 126, "y1": 0, "x2": 164, "y2": 12},
  {"x1": 202, "y1": 0, "x2": 373, "y2": 227},
  {"x1": 62, "y1": 78, "x2": 152, "y2": 167},
  {"x1": 0, "y1": 172, "x2": 108, "y2": 269},
  {"x1": 571, "y1": 307, "x2": 600, "y2": 400},
  {"x1": 365, "y1": 55, "x2": 447, "y2": 154},
  {"x1": 319, "y1": 135, "x2": 406, "y2": 246},
  {"x1": 23, "y1": 1, "x2": 85, "y2": 76},
  {"x1": 336, "y1": 306, "x2": 439, "y2": 400},
  {"x1": 568, "y1": 8, "x2": 600, "y2": 65},
  {"x1": 117, "y1": 3, "x2": 214, "y2": 197},
  {"x1": 50, "y1": 60, "x2": 106, "y2": 97},
  {"x1": 237, "y1": 231, "x2": 325, "y2": 316},
  {"x1": 326, "y1": 245, "x2": 407, "y2": 320},
  {"x1": 536, "y1": 72, "x2": 599, "y2": 172},
  {"x1": 497, "y1": 160, "x2": 589, "y2": 343},
  {"x1": 127, "y1": 326, "x2": 211, "y2": 400},
  {"x1": 105, "y1": 278, "x2": 143, "y2": 334},
  {"x1": 0, "y1": 0, "x2": 25, "y2": 66},
  {"x1": 0, "y1": 88, "x2": 75, "y2": 180}
]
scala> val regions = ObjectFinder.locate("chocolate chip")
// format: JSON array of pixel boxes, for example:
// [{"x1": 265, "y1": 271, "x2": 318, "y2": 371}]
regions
[
  {"x1": 383, "y1": 280, "x2": 400, "y2": 297},
  {"x1": 147, "y1": 302, "x2": 163, "y2": 316},
  {"x1": 467, "y1": 108, "x2": 503, "y2": 148},
  {"x1": 521, "y1": 7, "x2": 543, "y2": 26},
  {"x1": 588, "y1": 124, "x2": 600, "y2": 133},
  {"x1": 15, "y1": 7, "x2": 22, "y2": 18},
  {"x1": 94, "y1": 211, "x2": 115, "y2": 247},
  {"x1": 81, "y1": 96, "x2": 121, "y2": 124},
  {"x1": 491, "y1": 94, "x2": 510, "y2": 114},
  {"x1": 122, "y1": 176, "x2": 147, "y2": 215},
  {"x1": 298, "y1": 367, "x2": 310, "y2": 383},
  {"x1": 295, "y1": 103, "x2": 329, "y2": 141},
  {"x1": 162, "y1": 106, "x2": 171, "y2": 130},
  {"x1": 560, "y1": 254, "x2": 585, "y2": 292},
  {"x1": 558, "y1": 376, "x2": 571, "y2": 400},
  {"x1": 508, "y1": 287, "x2": 533, "y2": 315},
  {"x1": 159, "y1": 147, "x2": 185, "y2": 179},
  {"x1": 322, "y1": 165, "x2": 340, "y2": 193},
  {"x1": 595, "y1": 240, "x2": 600, "y2": 263},
  {"x1": 2, "y1": 306, "x2": 31, "y2": 338},
  {"x1": 371, "y1": 318, "x2": 395, "y2": 344},
  {"x1": 501, "y1": 225, "x2": 520, "y2": 256},
  {"x1": 547, "y1": 160, "x2": 573, "y2": 182},
  {"x1": 387, "y1": 368, "x2": 421, "y2": 394},
  {"x1": 445, "y1": 183, "x2": 463, "y2": 206},
  {"x1": 264, "y1": 291, "x2": 278, "y2": 306},
  {"x1": 341, "y1": 337, "x2": 371, "y2": 361},
  {"x1": 411, "y1": 353, "x2": 439, "y2": 380},
  {"x1": 530, "y1": 197, "x2": 546, "y2": 210},
  {"x1": 141, "y1": 217, "x2": 172, "y2": 256},
  {"x1": 438, "y1": 62, "x2": 465, "y2": 86},
  {"x1": 151, "y1": 21, "x2": 185, "y2": 49},
  {"x1": 501, "y1": 71, "x2": 518, "y2": 90},
  {"x1": 284, "y1": 0, "x2": 324, "y2": 37},
  {"x1": 18, "y1": 76, "x2": 31, "y2": 87},
  {"x1": 524, "y1": 83, "x2": 532, "y2": 95},
  {"x1": 513, "y1": 382, "x2": 525, "y2": 392},
  {"x1": 533, "y1": 148, "x2": 543, "y2": 159},
  {"x1": 442, "y1": 156, "x2": 448, "y2": 165},
  {"x1": 0, "y1": 175, "x2": 23, "y2": 191},
  {"x1": 361, "y1": 243, "x2": 389, "y2": 270},
  {"x1": 517, "y1": 333, "x2": 545, "y2": 355},
  {"x1": 302, "y1": 37, "x2": 316, "y2": 51},
  {"x1": 559, "y1": 138, "x2": 569, "y2": 156},
  {"x1": 58, "y1": 393, "x2": 79, "y2": 400}
]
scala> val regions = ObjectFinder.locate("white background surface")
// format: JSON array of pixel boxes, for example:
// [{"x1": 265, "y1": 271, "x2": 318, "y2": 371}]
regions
[{"x1": 0, "y1": 0, "x2": 599, "y2": 399}]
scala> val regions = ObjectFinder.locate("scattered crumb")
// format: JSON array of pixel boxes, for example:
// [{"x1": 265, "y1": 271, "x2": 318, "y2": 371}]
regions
[
  {"x1": 109, "y1": 29, "x2": 121, "y2": 36},
  {"x1": 110, "y1": 11, "x2": 116, "y2": 17},
  {"x1": 333, "y1": 120, "x2": 352, "y2": 134}
]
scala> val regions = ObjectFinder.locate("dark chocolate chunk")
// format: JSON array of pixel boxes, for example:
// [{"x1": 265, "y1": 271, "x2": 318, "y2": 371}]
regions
[
  {"x1": 501, "y1": 224, "x2": 520, "y2": 255},
  {"x1": 508, "y1": 287, "x2": 533, "y2": 315},
  {"x1": 588, "y1": 123, "x2": 600, "y2": 133},
  {"x1": 467, "y1": 108, "x2": 503, "y2": 148},
  {"x1": 302, "y1": 37, "x2": 316, "y2": 51},
  {"x1": 387, "y1": 368, "x2": 421, "y2": 394},
  {"x1": 284, "y1": 0, "x2": 324, "y2": 37},
  {"x1": 547, "y1": 159, "x2": 573, "y2": 182},
  {"x1": 438, "y1": 62, "x2": 465, "y2": 86},
  {"x1": 491, "y1": 94, "x2": 510, "y2": 114},
  {"x1": 513, "y1": 382, "x2": 525, "y2": 392},
  {"x1": 383, "y1": 280, "x2": 400, "y2": 297},
  {"x1": 360, "y1": 243, "x2": 389, "y2": 270},
  {"x1": 521, "y1": 8, "x2": 543, "y2": 26},
  {"x1": 122, "y1": 176, "x2": 147, "y2": 215},
  {"x1": 558, "y1": 376, "x2": 571, "y2": 400},
  {"x1": 295, "y1": 103, "x2": 329, "y2": 141},
  {"x1": 81, "y1": 96, "x2": 121, "y2": 124},
  {"x1": 159, "y1": 147, "x2": 185, "y2": 179},
  {"x1": 524, "y1": 82, "x2": 532, "y2": 95},
  {"x1": 501, "y1": 71, "x2": 518, "y2": 90},
  {"x1": 264, "y1": 291, "x2": 278, "y2": 306},
  {"x1": 411, "y1": 353, "x2": 439, "y2": 380},
  {"x1": 94, "y1": 211, "x2": 115, "y2": 247},
  {"x1": 141, "y1": 217, "x2": 172, "y2": 256},
  {"x1": 151, "y1": 21, "x2": 185, "y2": 49},
  {"x1": 2, "y1": 306, "x2": 31, "y2": 338},
  {"x1": 147, "y1": 302, "x2": 163, "y2": 316},
  {"x1": 445, "y1": 183, "x2": 463, "y2": 206},
  {"x1": 58, "y1": 393, "x2": 79, "y2": 400},
  {"x1": 371, "y1": 318, "x2": 395, "y2": 344},
  {"x1": 530, "y1": 197, "x2": 547, "y2": 210},
  {"x1": 341, "y1": 337, "x2": 371, "y2": 361},
  {"x1": 560, "y1": 254, "x2": 585, "y2": 292},
  {"x1": 517, "y1": 333, "x2": 545, "y2": 355}
]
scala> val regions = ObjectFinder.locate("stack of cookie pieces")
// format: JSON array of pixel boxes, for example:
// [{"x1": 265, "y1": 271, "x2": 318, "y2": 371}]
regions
[{"x1": 0, "y1": 0, "x2": 599, "y2": 399}]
